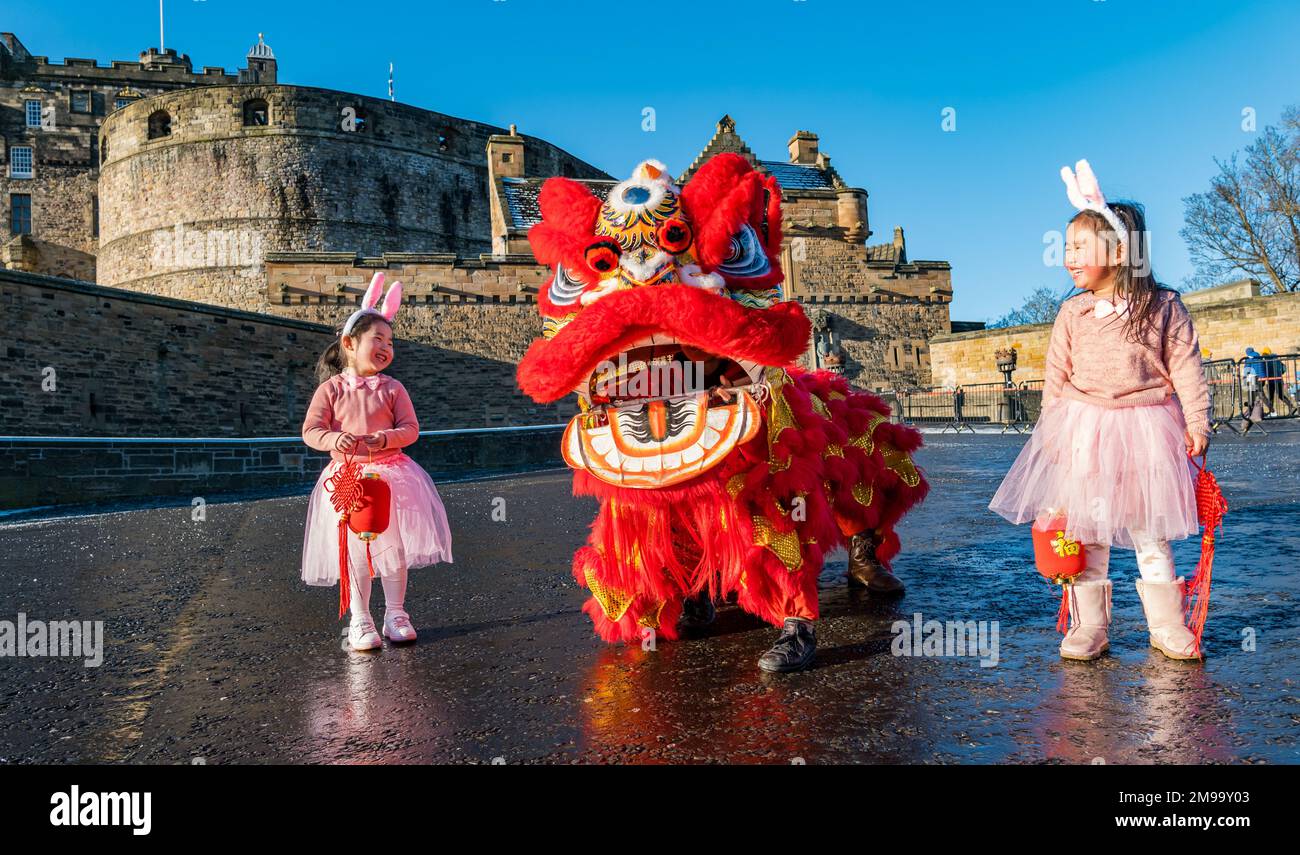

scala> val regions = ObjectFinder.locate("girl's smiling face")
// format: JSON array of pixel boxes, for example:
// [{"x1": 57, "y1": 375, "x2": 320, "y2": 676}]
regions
[
  {"x1": 1064, "y1": 219, "x2": 1121, "y2": 293},
  {"x1": 343, "y1": 319, "x2": 394, "y2": 375}
]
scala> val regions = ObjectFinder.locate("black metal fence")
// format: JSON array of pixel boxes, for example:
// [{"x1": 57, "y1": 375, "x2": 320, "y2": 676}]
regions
[{"x1": 883, "y1": 353, "x2": 1300, "y2": 432}]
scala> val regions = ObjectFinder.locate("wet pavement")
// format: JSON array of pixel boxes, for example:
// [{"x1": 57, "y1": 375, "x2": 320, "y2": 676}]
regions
[{"x1": 1, "y1": 426, "x2": 1297, "y2": 764}]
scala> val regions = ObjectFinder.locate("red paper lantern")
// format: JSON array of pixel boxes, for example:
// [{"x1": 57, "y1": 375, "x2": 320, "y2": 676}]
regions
[
  {"x1": 1031, "y1": 514, "x2": 1086, "y2": 633},
  {"x1": 348, "y1": 472, "x2": 391, "y2": 541},
  {"x1": 325, "y1": 456, "x2": 393, "y2": 618}
]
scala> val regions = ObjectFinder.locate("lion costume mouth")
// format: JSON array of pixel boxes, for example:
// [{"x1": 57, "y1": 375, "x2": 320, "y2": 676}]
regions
[{"x1": 518, "y1": 286, "x2": 810, "y2": 489}]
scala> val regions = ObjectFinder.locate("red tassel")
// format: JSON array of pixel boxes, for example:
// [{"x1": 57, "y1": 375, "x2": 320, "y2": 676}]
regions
[
  {"x1": 337, "y1": 517, "x2": 351, "y2": 620},
  {"x1": 1185, "y1": 453, "x2": 1228, "y2": 656},
  {"x1": 365, "y1": 540, "x2": 376, "y2": 579},
  {"x1": 1056, "y1": 581, "x2": 1071, "y2": 635}
]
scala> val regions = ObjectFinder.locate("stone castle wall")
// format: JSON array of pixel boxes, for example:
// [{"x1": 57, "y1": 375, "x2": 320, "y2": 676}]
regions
[
  {"x1": 96, "y1": 84, "x2": 608, "y2": 311},
  {"x1": 1, "y1": 35, "x2": 265, "y2": 283},
  {"x1": 930, "y1": 291, "x2": 1300, "y2": 387},
  {"x1": 0, "y1": 268, "x2": 568, "y2": 441}
]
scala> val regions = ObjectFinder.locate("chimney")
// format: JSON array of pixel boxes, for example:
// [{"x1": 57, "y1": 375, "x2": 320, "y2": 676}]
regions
[
  {"x1": 487, "y1": 124, "x2": 525, "y2": 179},
  {"x1": 788, "y1": 130, "x2": 819, "y2": 165},
  {"x1": 893, "y1": 227, "x2": 907, "y2": 263}
]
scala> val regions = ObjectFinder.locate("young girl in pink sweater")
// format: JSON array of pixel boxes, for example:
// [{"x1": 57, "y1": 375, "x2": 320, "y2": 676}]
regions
[
  {"x1": 301, "y1": 273, "x2": 453, "y2": 651},
  {"x1": 990, "y1": 160, "x2": 1210, "y2": 662}
]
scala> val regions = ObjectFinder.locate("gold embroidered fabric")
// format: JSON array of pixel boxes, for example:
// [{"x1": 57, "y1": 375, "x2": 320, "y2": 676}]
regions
[
  {"x1": 852, "y1": 482, "x2": 874, "y2": 507},
  {"x1": 751, "y1": 514, "x2": 803, "y2": 571},
  {"x1": 882, "y1": 445, "x2": 922, "y2": 487},
  {"x1": 637, "y1": 601, "x2": 665, "y2": 629},
  {"x1": 585, "y1": 566, "x2": 634, "y2": 622}
]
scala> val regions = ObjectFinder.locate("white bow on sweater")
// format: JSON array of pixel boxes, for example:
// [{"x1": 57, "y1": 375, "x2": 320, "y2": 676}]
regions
[{"x1": 1094, "y1": 298, "x2": 1129, "y2": 319}]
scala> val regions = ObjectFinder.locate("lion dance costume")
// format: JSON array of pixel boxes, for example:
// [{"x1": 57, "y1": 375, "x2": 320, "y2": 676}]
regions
[{"x1": 516, "y1": 154, "x2": 928, "y2": 661}]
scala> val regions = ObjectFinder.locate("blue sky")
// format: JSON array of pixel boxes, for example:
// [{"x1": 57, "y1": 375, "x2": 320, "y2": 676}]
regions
[{"x1": 12, "y1": 0, "x2": 1299, "y2": 321}]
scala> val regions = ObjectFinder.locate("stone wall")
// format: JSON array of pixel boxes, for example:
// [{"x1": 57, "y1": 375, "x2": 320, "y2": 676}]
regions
[
  {"x1": 0, "y1": 268, "x2": 568, "y2": 440},
  {"x1": 96, "y1": 84, "x2": 608, "y2": 310},
  {"x1": 930, "y1": 290, "x2": 1300, "y2": 387},
  {"x1": 0, "y1": 427, "x2": 564, "y2": 511}
]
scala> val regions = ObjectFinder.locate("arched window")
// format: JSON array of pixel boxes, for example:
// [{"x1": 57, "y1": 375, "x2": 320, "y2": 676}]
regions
[
  {"x1": 100, "y1": 134, "x2": 109, "y2": 165},
  {"x1": 147, "y1": 109, "x2": 171, "y2": 140},
  {"x1": 243, "y1": 98, "x2": 269, "y2": 126}
]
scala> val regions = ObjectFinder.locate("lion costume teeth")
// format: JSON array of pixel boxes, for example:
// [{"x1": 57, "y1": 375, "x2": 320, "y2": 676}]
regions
[{"x1": 517, "y1": 153, "x2": 929, "y2": 641}]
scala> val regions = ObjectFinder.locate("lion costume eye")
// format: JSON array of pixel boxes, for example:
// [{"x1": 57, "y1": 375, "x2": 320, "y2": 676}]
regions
[
  {"x1": 584, "y1": 239, "x2": 623, "y2": 276},
  {"x1": 717, "y1": 225, "x2": 771, "y2": 278},
  {"x1": 656, "y1": 218, "x2": 693, "y2": 254}
]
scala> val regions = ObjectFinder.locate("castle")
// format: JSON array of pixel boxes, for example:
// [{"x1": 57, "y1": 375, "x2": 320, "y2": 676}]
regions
[{"x1": 2, "y1": 31, "x2": 956, "y2": 435}]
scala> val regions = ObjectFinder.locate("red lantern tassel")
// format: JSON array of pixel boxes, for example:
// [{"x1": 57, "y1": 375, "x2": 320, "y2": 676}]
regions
[
  {"x1": 338, "y1": 516, "x2": 351, "y2": 620},
  {"x1": 365, "y1": 540, "x2": 376, "y2": 579},
  {"x1": 1185, "y1": 454, "x2": 1228, "y2": 657},
  {"x1": 1184, "y1": 531, "x2": 1214, "y2": 655},
  {"x1": 1055, "y1": 581, "x2": 1071, "y2": 635}
]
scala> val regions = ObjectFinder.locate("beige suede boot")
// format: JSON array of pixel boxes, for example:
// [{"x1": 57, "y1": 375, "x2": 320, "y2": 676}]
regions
[
  {"x1": 1060, "y1": 580, "x2": 1111, "y2": 661},
  {"x1": 1136, "y1": 578, "x2": 1202, "y2": 660}
]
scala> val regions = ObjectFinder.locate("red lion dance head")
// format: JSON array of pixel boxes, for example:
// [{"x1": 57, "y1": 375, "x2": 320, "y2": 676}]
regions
[{"x1": 518, "y1": 153, "x2": 928, "y2": 643}]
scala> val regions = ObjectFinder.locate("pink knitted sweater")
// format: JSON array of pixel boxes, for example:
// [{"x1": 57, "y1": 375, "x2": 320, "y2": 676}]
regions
[
  {"x1": 301, "y1": 372, "x2": 420, "y2": 463},
  {"x1": 1043, "y1": 288, "x2": 1211, "y2": 436}
]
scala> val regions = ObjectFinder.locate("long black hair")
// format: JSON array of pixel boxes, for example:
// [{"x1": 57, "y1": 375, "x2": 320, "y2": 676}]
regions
[{"x1": 1069, "y1": 200, "x2": 1169, "y2": 345}]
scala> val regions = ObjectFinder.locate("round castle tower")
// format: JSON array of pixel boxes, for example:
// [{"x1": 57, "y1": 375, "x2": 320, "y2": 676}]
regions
[{"x1": 96, "y1": 38, "x2": 605, "y2": 311}]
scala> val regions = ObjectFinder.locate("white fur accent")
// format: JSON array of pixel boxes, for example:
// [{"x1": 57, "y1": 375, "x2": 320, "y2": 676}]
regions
[
  {"x1": 679, "y1": 264, "x2": 725, "y2": 293},
  {"x1": 619, "y1": 250, "x2": 670, "y2": 282}
]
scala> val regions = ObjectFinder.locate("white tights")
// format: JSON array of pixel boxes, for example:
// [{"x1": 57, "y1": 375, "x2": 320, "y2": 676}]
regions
[
  {"x1": 348, "y1": 566, "x2": 409, "y2": 625},
  {"x1": 1077, "y1": 534, "x2": 1176, "y2": 584}
]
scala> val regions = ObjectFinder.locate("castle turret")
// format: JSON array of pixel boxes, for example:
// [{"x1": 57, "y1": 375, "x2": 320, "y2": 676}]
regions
[{"x1": 240, "y1": 33, "x2": 276, "y2": 84}]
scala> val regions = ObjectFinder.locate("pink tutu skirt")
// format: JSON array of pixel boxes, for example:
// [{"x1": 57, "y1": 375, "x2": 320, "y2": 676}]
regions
[
  {"x1": 989, "y1": 397, "x2": 1197, "y2": 549},
  {"x1": 301, "y1": 452, "x2": 453, "y2": 586}
]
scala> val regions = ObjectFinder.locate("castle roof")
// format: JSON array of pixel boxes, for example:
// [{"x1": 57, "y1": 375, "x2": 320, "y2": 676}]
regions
[
  {"x1": 501, "y1": 176, "x2": 616, "y2": 230},
  {"x1": 757, "y1": 160, "x2": 836, "y2": 190},
  {"x1": 248, "y1": 33, "x2": 274, "y2": 60}
]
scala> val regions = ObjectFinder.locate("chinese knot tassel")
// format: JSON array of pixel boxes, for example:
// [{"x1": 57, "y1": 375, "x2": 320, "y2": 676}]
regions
[{"x1": 1185, "y1": 454, "x2": 1227, "y2": 655}]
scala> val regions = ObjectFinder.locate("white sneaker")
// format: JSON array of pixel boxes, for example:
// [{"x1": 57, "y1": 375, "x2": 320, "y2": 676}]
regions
[
  {"x1": 383, "y1": 610, "x2": 417, "y2": 643},
  {"x1": 348, "y1": 618, "x2": 382, "y2": 651}
]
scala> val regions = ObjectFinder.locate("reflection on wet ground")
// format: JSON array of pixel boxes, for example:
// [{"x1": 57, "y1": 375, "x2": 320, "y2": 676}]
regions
[{"x1": 1, "y1": 427, "x2": 1296, "y2": 763}]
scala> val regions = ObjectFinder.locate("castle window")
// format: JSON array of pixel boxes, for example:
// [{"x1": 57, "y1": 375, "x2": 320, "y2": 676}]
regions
[
  {"x1": 242, "y1": 98, "x2": 270, "y2": 126},
  {"x1": 147, "y1": 109, "x2": 172, "y2": 139},
  {"x1": 342, "y1": 105, "x2": 368, "y2": 133},
  {"x1": 24, "y1": 100, "x2": 42, "y2": 128},
  {"x1": 114, "y1": 97, "x2": 131, "y2": 110},
  {"x1": 100, "y1": 135, "x2": 109, "y2": 165},
  {"x1": 9, "y1": 146, "x2": 33, "y2": 179},
  {"x1": 501, "y1": 152, "x2": 512, "y2": 163},
  {"x1": 91, "y1": 194, "x2": 99, "y2": 237},
  {"x1": 10, "y1": 194, "x2": 32, "y2": 235},
  {"x1": 71, "y1": 91, "x2": 91, "y2": 114}
]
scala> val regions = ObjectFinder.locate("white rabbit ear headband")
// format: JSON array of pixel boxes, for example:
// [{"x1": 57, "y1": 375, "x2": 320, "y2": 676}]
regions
[
  {"x1": 342, "y1": 271, "x2": 403, "y2": 337},
  {"x1": 1060, "y1": 159, "x2": 1130, "y2": 256}
]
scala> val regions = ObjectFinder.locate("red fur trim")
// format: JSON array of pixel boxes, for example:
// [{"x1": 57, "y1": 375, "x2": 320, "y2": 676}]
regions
[
  {"x1": 517, "y1": 286, "x2": 811, "y2": 403},
  {"x1": 680, "y1": 154, "x2": 785, "y2": 290}
]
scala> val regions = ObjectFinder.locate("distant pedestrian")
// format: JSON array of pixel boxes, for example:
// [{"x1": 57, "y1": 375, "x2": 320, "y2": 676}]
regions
[
  {"x1": 990, "y1": 161, "x2": 1208, "y2": 663},
  {"x1": 301, "y1": 272, "x2": 454, "y2": 651},
  {"x1": 1261, "y1": 347, "x2": 1294, "y2": 416}
]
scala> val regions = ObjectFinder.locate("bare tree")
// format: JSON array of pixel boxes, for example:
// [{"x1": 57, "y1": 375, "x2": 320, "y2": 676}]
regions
[
  {"x1": 1181, "y1": 109, "x2": 1300, "y2": 294},
  {"x1": 988, "y1": 285, "x2": 1070, "y2": 328}
]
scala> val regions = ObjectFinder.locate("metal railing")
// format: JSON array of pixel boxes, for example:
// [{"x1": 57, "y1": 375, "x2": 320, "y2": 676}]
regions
[{"x1": 883, "y1": 353, "x2": 1300, "y2": 432}]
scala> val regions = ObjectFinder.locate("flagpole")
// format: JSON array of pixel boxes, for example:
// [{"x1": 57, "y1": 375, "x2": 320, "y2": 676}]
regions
[{"x1": 159, "y1": 0, "x2": 165, "y2": 51}]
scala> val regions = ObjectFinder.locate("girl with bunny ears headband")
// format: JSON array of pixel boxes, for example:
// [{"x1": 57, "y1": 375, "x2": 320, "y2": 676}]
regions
[
  {"x1": 315, "y1": 272, "x2": 404, "y2": 383},
  {"x1": 1061, "y1": 160, "x2": 1165, "y2": 346}
]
